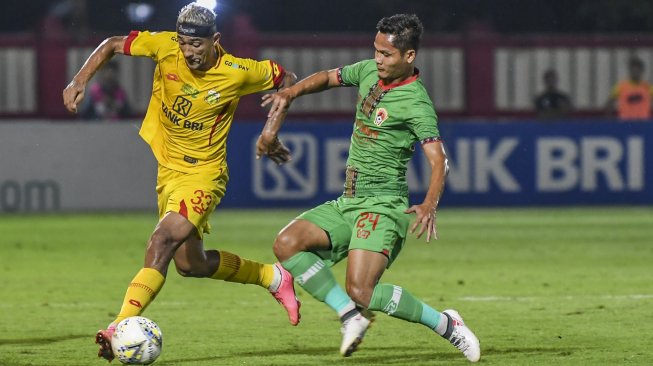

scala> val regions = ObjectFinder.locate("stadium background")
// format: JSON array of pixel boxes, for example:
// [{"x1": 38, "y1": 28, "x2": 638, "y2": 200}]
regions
[
  {"x1": 0, "y1": 0, "x2": 651, "y2": 213},
  {"x1": 0, "y1": 2, "x2": 652, "y2": 366}
]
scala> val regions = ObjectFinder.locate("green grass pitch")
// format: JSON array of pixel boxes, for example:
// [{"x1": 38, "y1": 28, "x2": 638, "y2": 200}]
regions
[{"x1": 1, "y1": 207, "x2": 652, "y2": 365}]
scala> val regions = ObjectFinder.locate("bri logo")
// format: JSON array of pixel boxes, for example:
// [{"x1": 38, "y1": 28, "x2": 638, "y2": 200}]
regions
[{"x1": 253, "y1": 133, "x2": 317, "y2": 199}]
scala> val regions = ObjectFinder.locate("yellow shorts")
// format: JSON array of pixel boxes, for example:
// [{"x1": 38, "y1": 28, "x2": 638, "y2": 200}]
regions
[{"x1": 156, "y1": 164, "x2": 229, "y2": 239}]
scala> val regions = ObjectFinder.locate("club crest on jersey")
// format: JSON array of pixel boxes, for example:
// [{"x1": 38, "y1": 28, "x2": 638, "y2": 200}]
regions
[
  {"x1": 204, "y1": 90, "x2": 220, "y2": 105},
  {"x1": 374, "y1": 108, "x2": 389, "y2": 126},
  {"x1": 182, "y1": 83, "x2": 199, "y2": 99}
]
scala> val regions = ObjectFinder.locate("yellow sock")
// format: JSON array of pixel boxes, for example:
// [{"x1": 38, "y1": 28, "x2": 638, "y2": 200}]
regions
[
  {"x1": 114, "y1": 268, "x2": 165, "y2": 324},
  {"x1": 210, "y1": 250, "x2": 274, "y2": 288}
]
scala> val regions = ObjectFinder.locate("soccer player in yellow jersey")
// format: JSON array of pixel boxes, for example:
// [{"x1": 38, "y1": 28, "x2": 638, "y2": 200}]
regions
[{"x1": 63, "y1": 3, "x2": 299, "y2": 362}]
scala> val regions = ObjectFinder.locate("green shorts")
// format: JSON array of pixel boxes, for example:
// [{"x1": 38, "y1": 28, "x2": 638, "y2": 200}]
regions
[{"x1": 297, "y1": 195, "x2": 410, "y2": 268}]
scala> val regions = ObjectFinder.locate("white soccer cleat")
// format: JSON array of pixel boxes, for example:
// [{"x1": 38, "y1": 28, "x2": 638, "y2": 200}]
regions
[
  {"x1": 442, "y1": 309, "x2": 481, "y2": 362},
  {"x1": 339, "y1": 311, "x2": 374, "y2": 357}
]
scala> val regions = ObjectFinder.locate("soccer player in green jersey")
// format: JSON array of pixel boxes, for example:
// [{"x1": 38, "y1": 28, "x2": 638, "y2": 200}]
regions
[{"x1": 257, "y1": 14, "x2": 480, "y2": 362}]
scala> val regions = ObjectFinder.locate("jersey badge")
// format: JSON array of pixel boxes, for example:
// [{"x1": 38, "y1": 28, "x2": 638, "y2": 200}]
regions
[
  {"x1": 204, "y1": 89, "x2": 221, "y2": 106},
  {"x1": 181, "y1": 83, "x2": 200, "y2": 99},
  {"x1": 374, "y1": 107, "x2": 389, "y2": 126}
]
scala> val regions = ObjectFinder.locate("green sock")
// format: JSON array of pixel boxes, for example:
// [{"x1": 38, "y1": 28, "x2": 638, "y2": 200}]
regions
[
  {"x1": 369, "y1": 283, "x2": 432, "y2": 325},
  {"x1": 282, "y1": 252, "x2": 353, "y2": 315}
]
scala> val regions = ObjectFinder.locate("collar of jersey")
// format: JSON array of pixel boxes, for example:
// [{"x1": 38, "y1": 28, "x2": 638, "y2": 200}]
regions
[
  {"x1": 213, "y1": 45, "x2": 226, "y2": 70},
  {"x1": 378, "y1": 68, "x2": 420, "y2": 91}
]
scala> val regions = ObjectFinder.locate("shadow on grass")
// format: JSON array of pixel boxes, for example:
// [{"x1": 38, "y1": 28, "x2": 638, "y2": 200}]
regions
[
  {"x1": 483, "y1": 346, "x2": 577, "y2": 356},
  {"x1": 157, "y1": 345, "x2": 579, "y2": 365},
  {"x1": 0, "y1": 334, "x2": 88, "y2": 346}
]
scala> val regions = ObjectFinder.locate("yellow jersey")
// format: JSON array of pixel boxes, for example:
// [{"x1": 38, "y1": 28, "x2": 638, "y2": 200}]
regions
[{"x1": 124, "y1": 30, "x2": 285, "y2": 173}]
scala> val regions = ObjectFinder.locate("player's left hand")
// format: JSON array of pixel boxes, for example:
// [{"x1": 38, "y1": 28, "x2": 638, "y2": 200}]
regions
[
  {"x1": 62, "y1": 80, "x2": 86, "y2": 113},
  {"x1": 405, "y1": 204, "x2": 438, "y2": 242},
  {"x1": 256, "y1": 134, "x2": 291, "y2": 165}
]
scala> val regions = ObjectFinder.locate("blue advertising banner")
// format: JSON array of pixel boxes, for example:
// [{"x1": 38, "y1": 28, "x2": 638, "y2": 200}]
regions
[{"x1": 222, "y1": 120, "x2": 652, "y2": 208}]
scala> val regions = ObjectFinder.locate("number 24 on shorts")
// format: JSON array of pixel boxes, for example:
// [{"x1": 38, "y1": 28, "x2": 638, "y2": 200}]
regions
[{"x1": 356, "y1": 212, "x2": 380, "y2": 239}]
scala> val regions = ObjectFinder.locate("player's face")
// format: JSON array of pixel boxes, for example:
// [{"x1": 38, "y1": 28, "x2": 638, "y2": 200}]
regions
[
  {"x1": 373, "y1": 32, "x2": 415, "y2": 83},
  {"x1": 177, "y1": 33, "x2": 220, "y2": 71}
]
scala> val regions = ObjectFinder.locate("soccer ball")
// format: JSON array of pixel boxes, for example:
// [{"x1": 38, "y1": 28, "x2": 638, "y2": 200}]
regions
[{"x1": 111, "y1": 316, "x2": 163, "y2": 365}]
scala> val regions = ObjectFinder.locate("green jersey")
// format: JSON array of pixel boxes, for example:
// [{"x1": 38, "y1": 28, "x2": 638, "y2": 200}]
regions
[{"x1": 337, "y1": 59, "x2": 440, "y2": 197}]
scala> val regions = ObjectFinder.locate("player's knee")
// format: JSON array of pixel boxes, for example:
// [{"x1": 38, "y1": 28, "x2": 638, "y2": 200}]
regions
[
  {"x1": 174, "y1": 263, "x2": 199, "y2": 277},
  {"x1": 173, "y1": 258, "x2": 212, "y2": 278},
  {"x1": 146, "y1": 231, "x2": 183, "y2": 270},
  {"x1": 148, "y1": 231, "x2": 176, "y2": 251},
  {"x1": 273, "y1": 231, "x2": 301, "y2": 260}
]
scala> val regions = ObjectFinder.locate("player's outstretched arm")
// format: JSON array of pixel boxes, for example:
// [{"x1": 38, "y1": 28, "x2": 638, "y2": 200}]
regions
[
  {"x1": 256, "y1": 69, "x2": 341, "y2": 162},
  {"x1": 63, "y1": 36, "x2": 127, "y2": 114},
  {"x1": 278, "y1": 71, "x2": 298, "y2": 90},
  {"x1": 405, "y1": 140, "x2": 448, "y2": 242}
]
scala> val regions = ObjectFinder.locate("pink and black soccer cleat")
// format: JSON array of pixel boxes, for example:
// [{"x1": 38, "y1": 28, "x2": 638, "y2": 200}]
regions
[
  {"x1": 95, "y1": 325, "x2": 116, "y2": 362},
  {"x1": 270, "y1": 262, "x2": 301, "y2": 326}
]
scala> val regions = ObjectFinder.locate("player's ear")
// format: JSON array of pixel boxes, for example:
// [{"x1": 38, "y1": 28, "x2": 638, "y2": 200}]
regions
[
  {"x1": 212, "y1": 32, "x2": 221, "y2": 46},
  {"x1": 405, "y1": 49, "x2": 416, "y2": 64}
]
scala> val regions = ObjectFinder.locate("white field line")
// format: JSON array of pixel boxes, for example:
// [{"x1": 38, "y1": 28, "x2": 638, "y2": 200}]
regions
[
  {"x1": 458, "y1": 294, "x2": 653, "y2": 302},
  {"x1": 0, "y1": 300, "x2": 193, "y2": 309}
]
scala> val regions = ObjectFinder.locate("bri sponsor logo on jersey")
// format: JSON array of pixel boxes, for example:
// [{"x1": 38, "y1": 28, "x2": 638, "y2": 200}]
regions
[
  {"x1": 224, "y1": 60, "x2": 249, "y2": 71},
  {"x1": 374, "y1": 107, "x2": 389, "y2": 126},
  {"x1": 181, "y1": 83, "x2": 200, "y2": 98},
  {"x1": 204, "y1": 89, "x2": 220, "y2": 105},
  {"x1": 161, "y1": 101, "x2": 204, "y2": 131}
]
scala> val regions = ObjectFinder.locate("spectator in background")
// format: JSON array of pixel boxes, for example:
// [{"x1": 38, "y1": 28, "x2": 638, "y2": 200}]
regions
[
  {"x1": 605, "y1": 56, "x2": 653, "y2": 121},
  {"x1": 81, "y1": 61, "x2": 130, "y2": 121},
  {"x1": 534, "y1": 69, "x2": 572, "y2": 120}
]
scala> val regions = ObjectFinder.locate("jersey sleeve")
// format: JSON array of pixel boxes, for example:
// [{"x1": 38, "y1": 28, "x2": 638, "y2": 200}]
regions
[
  {"x1": 124, "y1": 31, "x2": 177, "y2": 61},
  {"x1": 238, "y1": 59, "x2": 286, "y2": 96},
  {"x1": 338, "y1": 59, "x2": 374, "y2": 87},
  {"x1": 408, "y1": 99, "x2": 441, "y2": 144}
]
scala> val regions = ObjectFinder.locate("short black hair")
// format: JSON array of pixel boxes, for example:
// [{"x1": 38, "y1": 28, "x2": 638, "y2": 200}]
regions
[{"x1": 376, "y1": 14, "x2": 424, "y2": 54}]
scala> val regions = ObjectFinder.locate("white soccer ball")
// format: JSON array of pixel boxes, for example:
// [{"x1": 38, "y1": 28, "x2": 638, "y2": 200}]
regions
[{"x1": 111, "y1": 316, "x2": 163, "y2": 365}]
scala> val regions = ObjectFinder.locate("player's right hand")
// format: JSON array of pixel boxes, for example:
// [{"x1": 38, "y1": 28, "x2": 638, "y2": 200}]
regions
[
  {"x1": 256, "y1": 134, "x2": 291, "y2": 165},
  {"x1": 405, "y1": 204, "x2": 438, "y2": 242},
  {"x1": 62, "y1": 80, "x2": 86, "y2": 113}
]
